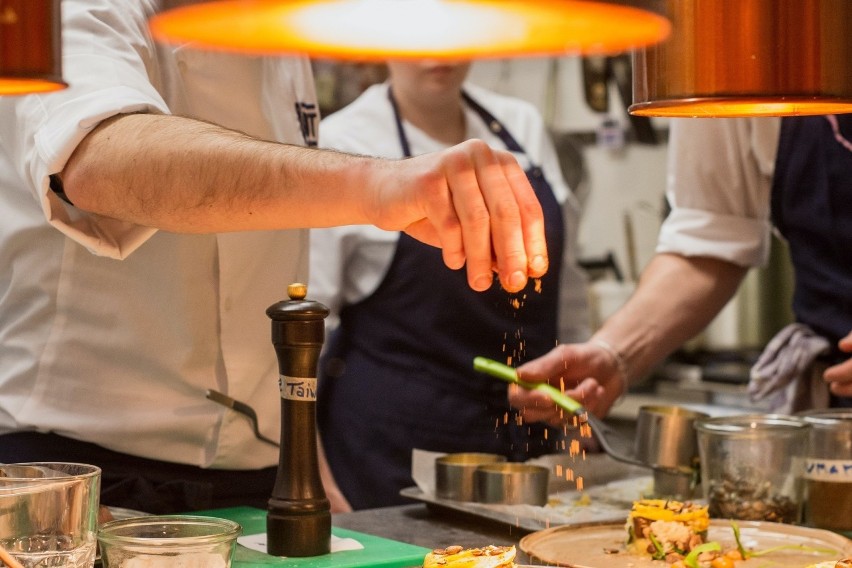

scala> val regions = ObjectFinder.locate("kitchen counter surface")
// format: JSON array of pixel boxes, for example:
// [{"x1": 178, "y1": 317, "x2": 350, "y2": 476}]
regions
[{"x1": 333, "y1": 502, "x2": 538, "y2": 562}]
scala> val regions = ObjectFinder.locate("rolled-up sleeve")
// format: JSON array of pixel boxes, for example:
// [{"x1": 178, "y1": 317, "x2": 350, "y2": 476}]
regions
[
  {"x1": 0, "y1": 0, "x2": 171, "y2": 259},
  {"x1": 656, "y1": 117, "x2": 780, "y2": 268}
]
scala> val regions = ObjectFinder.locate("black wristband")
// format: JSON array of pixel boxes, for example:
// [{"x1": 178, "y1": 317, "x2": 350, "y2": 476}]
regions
[{"x1": 49, "y1": 174, "x2": 74, "y2": 206}]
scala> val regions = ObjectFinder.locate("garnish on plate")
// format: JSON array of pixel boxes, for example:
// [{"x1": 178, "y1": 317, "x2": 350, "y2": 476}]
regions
[{"x1": 423, "y1": 545, "x2": 516, "y2": 568}]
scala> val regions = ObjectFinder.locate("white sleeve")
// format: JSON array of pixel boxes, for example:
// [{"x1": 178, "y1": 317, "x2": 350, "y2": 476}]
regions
[
  {"x1": 657, "y1": 117, "x2": 779, "y2": 268},
  {"x1": 0, "y1": 0, "x2": 171, "y2": 259}
]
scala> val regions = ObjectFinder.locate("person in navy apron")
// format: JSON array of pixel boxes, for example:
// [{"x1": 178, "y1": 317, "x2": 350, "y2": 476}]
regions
[
  {"x1": 768, "y1": 115, "x2": 852, "y2": 409},
  {"x1": 311, "y1": 61, "x2": 590, "y2": 510}
]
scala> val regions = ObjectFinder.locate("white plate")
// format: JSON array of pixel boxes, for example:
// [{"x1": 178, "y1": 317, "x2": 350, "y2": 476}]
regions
[{"x1": 520, "y1": 519, "x2": 852, "y2": 568}]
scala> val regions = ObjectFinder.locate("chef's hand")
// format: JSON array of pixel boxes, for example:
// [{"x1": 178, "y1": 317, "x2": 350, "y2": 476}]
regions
[
  {"x1": 508, "y1": 341, "x2": 628, "y2": 428},
  {"x1": 365, "y1": 139, "x2": 548, "y2": 293},
  {"x1": 98, "y1": 505, "x2": 114, "y2": 524},
  {"x1": 823, "y1": 330, "x2": 852, "y2": 398},
  {"x1": 317, "y1": 436, "x2": 352, "y2": 514}
]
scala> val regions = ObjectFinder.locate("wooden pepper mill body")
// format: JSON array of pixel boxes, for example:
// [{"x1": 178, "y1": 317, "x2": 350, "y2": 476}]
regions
[{"x1": 266, "y1": 283, "x2": 331, "y2": 557}]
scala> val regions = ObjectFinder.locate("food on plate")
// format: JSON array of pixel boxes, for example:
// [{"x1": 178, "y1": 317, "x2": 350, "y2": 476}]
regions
[
  {"x1": 423, "y1": 545, "x2": 516, "y2": 568},
  {"x1": 807, "y1": 560, "x2": 852, "y2": 568},
  {"x1": 625, "y1": 499, "x2": 747, "y2": 567},
  {"x1": 624, "y1": 500, "x2": 848, "y2": 568},
  {"x1": 626, "y1": 499, "x2": 712, "y2": 562}
]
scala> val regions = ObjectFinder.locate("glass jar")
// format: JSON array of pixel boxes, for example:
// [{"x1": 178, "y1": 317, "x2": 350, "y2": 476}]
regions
[
  {"x1": 695, "y1": 414, "x2": 809, "y2": 523},
  {"x1": 798, "y1": 409, "x2": 852, "y2": 535},
  {"x1": 98, "y1": 516, "x2": 241, "y2": 568}
]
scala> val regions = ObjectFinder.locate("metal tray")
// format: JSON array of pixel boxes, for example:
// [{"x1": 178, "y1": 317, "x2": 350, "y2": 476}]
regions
[{"x1": 401, "y1": 453, "x2": 654, "y2": 532}]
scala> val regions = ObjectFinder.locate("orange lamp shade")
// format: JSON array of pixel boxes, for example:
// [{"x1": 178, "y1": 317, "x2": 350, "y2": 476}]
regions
[
  {"x1": 0, "y1": 0, "x2": 66, "y2": 95},
  {"x1": 630, "y1": 0, "x2": 852, "y2": 117},
  {"x1": 149, "y1": 0, "x2": 671, "y2": 60}
]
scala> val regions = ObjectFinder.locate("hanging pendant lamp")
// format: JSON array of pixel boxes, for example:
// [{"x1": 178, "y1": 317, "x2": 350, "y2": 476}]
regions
[
  {"x1": 149, "y1": 0, "x2": 671, "y2": 60},
  {"x1": 0, "y1": 0, "x2": 66, "y2": 95},
  {"x1": 630, "y1": 0, "x2": 852, "y2": 117}
]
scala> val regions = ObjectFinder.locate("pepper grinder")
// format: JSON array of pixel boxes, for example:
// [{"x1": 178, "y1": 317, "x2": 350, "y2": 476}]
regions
[{"x1": 266, "y1": 283, "x2": 331, "y2": 557}]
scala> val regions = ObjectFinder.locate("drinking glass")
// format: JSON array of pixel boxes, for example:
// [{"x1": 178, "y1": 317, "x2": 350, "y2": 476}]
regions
[{"x1": 0, "y1": 462, "x2": 101, "y2": 568}]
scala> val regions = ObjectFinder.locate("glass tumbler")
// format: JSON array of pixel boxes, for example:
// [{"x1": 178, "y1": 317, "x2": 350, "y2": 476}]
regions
[
  {"x1": 98, "y1": 516, "x2": 241, "y2": 568},
  {"x1": 798, "y1": 409, "x2": 852, "y2": 536},
  {"x1": 0, "y1": 462, "x2": 101, "y2": 568},
  {"x1": 695, "y1": 414, "x2": 809, "y2": 523}
]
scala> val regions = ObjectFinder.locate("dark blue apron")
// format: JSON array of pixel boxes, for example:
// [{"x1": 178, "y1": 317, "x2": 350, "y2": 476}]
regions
[
  {"x1": 317, "y1": 88, "x2": 566, "y2": 508},
  {"x1": 772, "y1": 115, "x2": 852, "y2": 408}
]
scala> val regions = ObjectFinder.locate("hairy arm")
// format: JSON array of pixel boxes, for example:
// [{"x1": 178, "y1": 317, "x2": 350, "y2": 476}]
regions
[
  {"x1": 61, "y1": 113, "x2": 547, "y2": 292},
  {"x1": 596, "y1": 252, "x2": 747, "y2": 380},
  {"x1": 62, "y1": 114, "x2": 376, "y2": 233}
]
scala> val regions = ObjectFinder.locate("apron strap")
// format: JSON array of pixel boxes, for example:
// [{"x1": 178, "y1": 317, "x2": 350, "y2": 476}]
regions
[{"x1": 387, "y1": 86, "x2": 535, "y2": 163}]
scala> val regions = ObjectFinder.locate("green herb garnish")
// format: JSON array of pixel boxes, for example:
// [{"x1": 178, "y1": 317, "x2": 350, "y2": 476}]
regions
[
  {"x1": 731, "y1": 521, "x2": 748, "y2": 559},
  {"x1": 684, "y1": 542, "x2": 722, "y2": 568},
  {"x1": 731, "y1": 521, "x2": 836, "y2": 559},
  {"x1": 648, "y1": 532, "x2": 666, "y2": 561}
]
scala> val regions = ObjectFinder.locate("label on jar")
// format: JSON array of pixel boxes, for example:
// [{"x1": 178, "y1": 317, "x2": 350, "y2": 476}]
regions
[
  {"x1": 279, "y1": 375, "x2": 317, "y2": 401},
  {"x1": 804, "y1": 459, "x2": 852, "y2": 482}
]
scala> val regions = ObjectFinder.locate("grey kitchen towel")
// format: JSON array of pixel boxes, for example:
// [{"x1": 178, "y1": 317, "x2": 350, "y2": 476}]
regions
[{"x1": 749, "y1": 322, "x2": 831, "y2": 414}]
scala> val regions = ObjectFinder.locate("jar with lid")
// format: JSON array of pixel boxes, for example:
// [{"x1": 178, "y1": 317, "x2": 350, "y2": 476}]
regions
[{"x1": 798, "y1": 409, "x2": 852, "y2": 536}]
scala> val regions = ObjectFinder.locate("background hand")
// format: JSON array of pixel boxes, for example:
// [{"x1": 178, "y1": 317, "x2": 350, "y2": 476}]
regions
[
  {"x1": 509, "y1": 341, "x2": 627, "y2": 427},
  {"x1": 825, "y1": 330, "x2": 852, "y2": 397}
]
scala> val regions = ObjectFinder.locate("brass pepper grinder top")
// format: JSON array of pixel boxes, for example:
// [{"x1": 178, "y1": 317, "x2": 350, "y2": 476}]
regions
[{"x1": 266, "y1": 283, "x2": 331, "y2": 557}]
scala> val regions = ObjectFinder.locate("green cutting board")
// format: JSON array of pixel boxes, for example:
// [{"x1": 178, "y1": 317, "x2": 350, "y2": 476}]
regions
[{"x1": 194, "y1": 507, "x2": 429, "y2": 568}]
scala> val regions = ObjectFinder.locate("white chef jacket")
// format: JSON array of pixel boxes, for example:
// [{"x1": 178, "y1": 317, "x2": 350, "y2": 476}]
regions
[
  {"x1": 658, "y1": 117, "x2": 782, "y2": 268},
  {"x1": 0, "y1": 0, "x2": 318, "y2": 469},
  {"x1": 310, "y1": 82, "x2": 590, "y2": 344}
]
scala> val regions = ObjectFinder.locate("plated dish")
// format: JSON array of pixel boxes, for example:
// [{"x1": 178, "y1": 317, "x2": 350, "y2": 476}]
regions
[{"x1": 520, "y1": 520, "x2": 852, "y2": 568}]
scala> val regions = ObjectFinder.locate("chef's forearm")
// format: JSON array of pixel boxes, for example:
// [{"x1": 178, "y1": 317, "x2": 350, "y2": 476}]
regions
[
  {"x1": 594, "y1": 252, "x2": 747, "y2": 382},
  {"x1": 61, "y1": 113, "x2": 372, "y2": 233}
]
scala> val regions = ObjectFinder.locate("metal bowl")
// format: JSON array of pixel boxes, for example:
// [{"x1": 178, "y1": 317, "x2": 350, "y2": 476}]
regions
[{"x1": 634, "y1": 405, "x2": 708, "y2": 471}]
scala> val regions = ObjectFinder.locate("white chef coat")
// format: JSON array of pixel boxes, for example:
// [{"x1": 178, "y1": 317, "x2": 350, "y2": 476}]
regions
[
  {"x1": 310, "y1": 82, "x2": 590, "y2": 344},
  {"x1": 658, "y1": 117, "x2": 782, "y2": 268},
  {"x1": 0, "y1": 0, "x2": 318, "y2": 469}
]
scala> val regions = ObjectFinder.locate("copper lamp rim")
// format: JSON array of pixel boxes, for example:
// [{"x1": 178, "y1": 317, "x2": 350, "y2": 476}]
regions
[
  {"x1": 630, "y1": 0, "x2": 852, "y2": 118},
  {"x1": 0, "y1": 0, "x2": 66, "y2": 96},
  {"x1": 149, "y1": 0, "x2": 671, "y2": 60},
  {"x1": 629, "y1": 96, "x2": 852, "y2": 118},
  {"x1": 0, "y1": 77, "x2": 67, "y2": 96}
]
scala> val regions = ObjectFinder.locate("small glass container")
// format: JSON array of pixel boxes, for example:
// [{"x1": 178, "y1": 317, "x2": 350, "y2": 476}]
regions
[
  {"x1": 695, "y1": 414, "x2": 809, "y2": 524},
  {"x1": 98, "y1": 516, "x2": 241, "y2": 568},
  {"x1": 798, "y1": 409, "x2": 852, "y2": 536}
]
